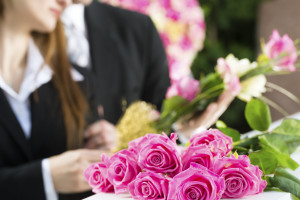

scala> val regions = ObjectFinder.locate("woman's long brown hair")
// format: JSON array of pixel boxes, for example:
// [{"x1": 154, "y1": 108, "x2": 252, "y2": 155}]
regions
[{"x1": 0, "y1": 1, "x2": 88, "y2": 149}]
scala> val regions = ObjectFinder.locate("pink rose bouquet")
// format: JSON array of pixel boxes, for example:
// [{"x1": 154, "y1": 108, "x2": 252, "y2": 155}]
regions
[
  {"x1": 128, "y1": 172, "x2": 169, "y2": 200},
  {"x1": 182, "y1": 144, "x2": 213, "y2": 170},
  {"x1": 105, "y1": 150, "x2": 141, "y2": 194},
  {"x1": 83, "y1": 161, "x2": 114, "y2": 193},
  {"x1": 190, "y1": 129, "x2": 233, "y2": 157},
  {"x1": 84, "y1": 129, "x2": 271, "y2": 199},
  {"x1": 134, "y1": 133, "x2": 182, "y2": 177},
  {"x1": 212, "y1": 155, "x2": 267, "y2": 198},
  {"x1": 168, "y1": 163, "x2": 225, "y2": 200}
]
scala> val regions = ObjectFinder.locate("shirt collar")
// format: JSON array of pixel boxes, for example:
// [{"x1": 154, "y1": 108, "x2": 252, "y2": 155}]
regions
[
  {"x1": 61, "y1": 4, "x2": 86, "y2": 37},
  {"x1": 0, "y1": 39, "x2": 84, "y2": 102}
]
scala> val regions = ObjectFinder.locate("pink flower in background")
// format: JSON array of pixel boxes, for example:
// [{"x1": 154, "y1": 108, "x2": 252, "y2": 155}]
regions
[
  {"x1": 168, "y1": 163, "x2": 225, "y2": 200},
  {"x1": 102, "y1": 0, "x2": 205, "y2": 82},
  {"x1": 212, "y1": 155, "x2": 267, "y2": 198},
  {"x1": 84, "y1": 161, "x2": 114, "y2": 193},
  {"x1": 264, "y1": 30, "x2": 297, "y2": 72},
  {"x1": 105, "y1": 150, "x2": 141, "y2": 194},
  {"x1": 166, "y1": 76, "x2": 199, "y2": 101},
  {"x1": 135, "y1": 133, "x2": 182, "y2": 177},
  {"x1": 190, "y1": 129, "x2": 233, "y2": 157},
  {"x1": 182, "y1": 145, "x2": 214, "y2": 170},
  {"x1": 216, "y1": 58, "x2": 241, "y2": 95},
  {"x1": 128, "y1": 171, "x2": 169, "y2": 200}
]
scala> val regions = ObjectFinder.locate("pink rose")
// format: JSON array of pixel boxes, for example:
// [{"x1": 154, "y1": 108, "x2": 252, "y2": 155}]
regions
[
  {"x1": 84, "y1": 160, "x2": 114, "y2": 193},
  {"x1": 190, "y1": 129, "x2": 233, "y2": 157},
  {"x1": 166, "y1": 76, "x2": 199, "y2": 101},
  {"x1": 168, "y1": 163, "x2": 225, "y2": 200},
  {"x1": 135, "y1": 133, "x2": 182, "y2": 177},
  {"x1": 105, "y1": 150, "x2": 141, "y2": 194},
  {"x1": 216, "y1": 58, "x2": 241, "y2": 95},
  {"x1": 128, "y1": 172, "x2": 169, "y2": 200},
  {"x1": 182, "y1": 144, "x2": 214, "y2": 170},
  {"x1": 264, "y1": 30, "x2": 297, "y2": 72},
  {"x1": 212, "y1": 155, "x2": 267, "y2": 198}
]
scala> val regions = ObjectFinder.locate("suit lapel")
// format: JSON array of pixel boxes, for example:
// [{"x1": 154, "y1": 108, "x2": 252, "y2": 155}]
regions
[{"x1": 0, "y1": 90, "x2": 32, "y2": 160}]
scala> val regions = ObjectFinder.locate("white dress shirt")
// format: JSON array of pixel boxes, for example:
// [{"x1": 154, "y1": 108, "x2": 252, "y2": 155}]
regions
[
  {"x1": 0, "y1": 39, "x2": 84, "y2": 200},
  {"x1": 61, "y1": 4, "x2": 91, "y2": 69}
]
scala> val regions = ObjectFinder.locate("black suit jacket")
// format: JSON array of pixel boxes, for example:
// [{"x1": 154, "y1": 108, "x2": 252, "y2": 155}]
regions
[
  {"x1": 0, "y1": 75, "x2": 97, "y2": 200},
  {"x1": 84, "y1": 1, "x2": 170, "y2": 124}
]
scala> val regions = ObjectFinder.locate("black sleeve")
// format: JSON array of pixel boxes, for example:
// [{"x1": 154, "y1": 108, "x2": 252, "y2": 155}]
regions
[
  {"x1": 0, "y1": 160, "x2": 46, "y2": 200},
  {"x1": 141, "y1": 17, "x2": 171, "y2": 111}
]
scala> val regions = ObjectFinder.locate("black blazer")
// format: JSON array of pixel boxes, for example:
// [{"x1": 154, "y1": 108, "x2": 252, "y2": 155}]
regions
[
  {"x1": 84, "y1": 1, "x2": 170, "y2": 124},
  {"x1": 0, "y1": 74, "x2": 97, "y2": 200}
]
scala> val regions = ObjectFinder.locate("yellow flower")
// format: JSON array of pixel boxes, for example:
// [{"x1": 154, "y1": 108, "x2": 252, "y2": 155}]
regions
[{"x1": 238, "y1": 75, "x2": 267, "y2": 102}]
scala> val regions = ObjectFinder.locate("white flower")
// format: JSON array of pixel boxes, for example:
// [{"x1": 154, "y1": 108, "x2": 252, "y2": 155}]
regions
[
  {"x1": 225, "y1": 54, "x2": 258, "y2": 77},
  {"x1": 238, "y1": 75, "x2": 267, "y2": 102}
]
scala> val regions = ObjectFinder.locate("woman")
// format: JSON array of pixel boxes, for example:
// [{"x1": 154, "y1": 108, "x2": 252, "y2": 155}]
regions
[{"x1": 0, "y1": 0, "x2": 104, "y2": 199}]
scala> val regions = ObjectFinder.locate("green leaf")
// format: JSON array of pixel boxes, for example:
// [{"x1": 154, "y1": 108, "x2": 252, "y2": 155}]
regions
[
  {"x1": 270, "y1": 134, "x2": 300, "y2": 154},
  {"x1": 259, "y1": 135, "x2": 299, "y2": 170},
  {"x1": 249, "y1": 150, "x2": 278, "y2": 175},
  {"x1": 292, "y1": 194, "x2": 300, "y2": 200},
  {"x1": 218, "y1": 127, "x2": 240, "y2": 142},
  {"x1": 259, "y1": 135, "x2": 289, "y2": 155},
  {"x1": 272, "y1": 118, "x2": 300, "y2": 136},
  {"x1": 216, "y1": 120, "x2": 227, "y2": 128},
  {"x1": 269, "y1": 169, "x2": 300, "y2": 198},
  {"x1": 160, "y1": 96, "x2": 188, "y2": 118},
  {"x1": 245, "y1": 99, "x2": 271, "y2": 131},
  {"x1": 275, "y1": 168, "x2": 300, "y2": 185}
]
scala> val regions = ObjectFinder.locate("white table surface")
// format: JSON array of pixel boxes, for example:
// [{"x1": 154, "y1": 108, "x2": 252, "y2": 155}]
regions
[{"x1": 84, "y1": 113, "x2": 300, "y2": 200}]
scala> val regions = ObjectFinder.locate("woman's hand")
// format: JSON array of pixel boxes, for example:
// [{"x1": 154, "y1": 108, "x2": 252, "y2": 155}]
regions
[
  {"x1": 49, "y1": 149, "x2": 103, "y2": 193},
  {"x1": 177, "y1": 90, "x2": 235, "y2": 138}
]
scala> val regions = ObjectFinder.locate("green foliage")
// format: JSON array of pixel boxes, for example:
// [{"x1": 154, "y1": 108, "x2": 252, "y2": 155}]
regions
[
  {"x1": 269, "y1": 168, "x2": 300, "y2": 198},
  {"x1": 272, "y1": 119, "x2": 300, "y2": 154},
  {"x1": 249, "y1": 150, "x2": 278, "y2": 175},
  {"x1": 245, "y1": 99, "x2": 271, "y2": 131},
  {"x1": 218, "y1": 127, "x2": 240, "y2": 142}
]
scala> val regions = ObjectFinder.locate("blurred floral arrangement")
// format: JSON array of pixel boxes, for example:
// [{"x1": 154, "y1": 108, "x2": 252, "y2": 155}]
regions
[
  {"x1": 115, "y1": 30, "x2": 300, "y2": 149},
  {"x1": 101, "y1": 0, "x2": 206, "y2": 81}
]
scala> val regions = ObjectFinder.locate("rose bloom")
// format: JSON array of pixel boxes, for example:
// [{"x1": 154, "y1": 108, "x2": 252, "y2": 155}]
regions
[
  {"x1": 190, "y1": 129, "x2": 233, "y2": 157},
  {"x1": 264, "y1": 30, "x2": 297, "y2": 72},
  {"x1": 168, "y1": 163, "x2": 225, "y2": 200},
  {"x1": 84, "y1": 161, "x2": 114, "y2": 193},
  {"x1": 166, "y1": 76, "x2": 199, "y2": 101},
  {"x1": 128, "y1": 171, "x2": 169, "y2": 200},
  {"x1": 182, "y1": 144, "x2": 214, "y2": 170},
  {"x1": 212, "y1": 155, "x2": 267, "y2": 198},
  {"x1": 105, "y1": 150, "x2": 141, "y2": 194},
  {"x1": 135, "y1": 133, "x2": 182, "y2": 177}
]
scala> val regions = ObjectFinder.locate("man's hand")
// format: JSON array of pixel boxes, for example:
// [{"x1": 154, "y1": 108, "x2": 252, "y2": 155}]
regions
[
  {"x1": 177, "y1": 90, "x2": 235, "y2": 138},
  {"x1": 49, "y1": 149, "x2": 102, "y2": 193},
  {"x1": 84, "y1": 120, "x2": 117, "y2": 150}
]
